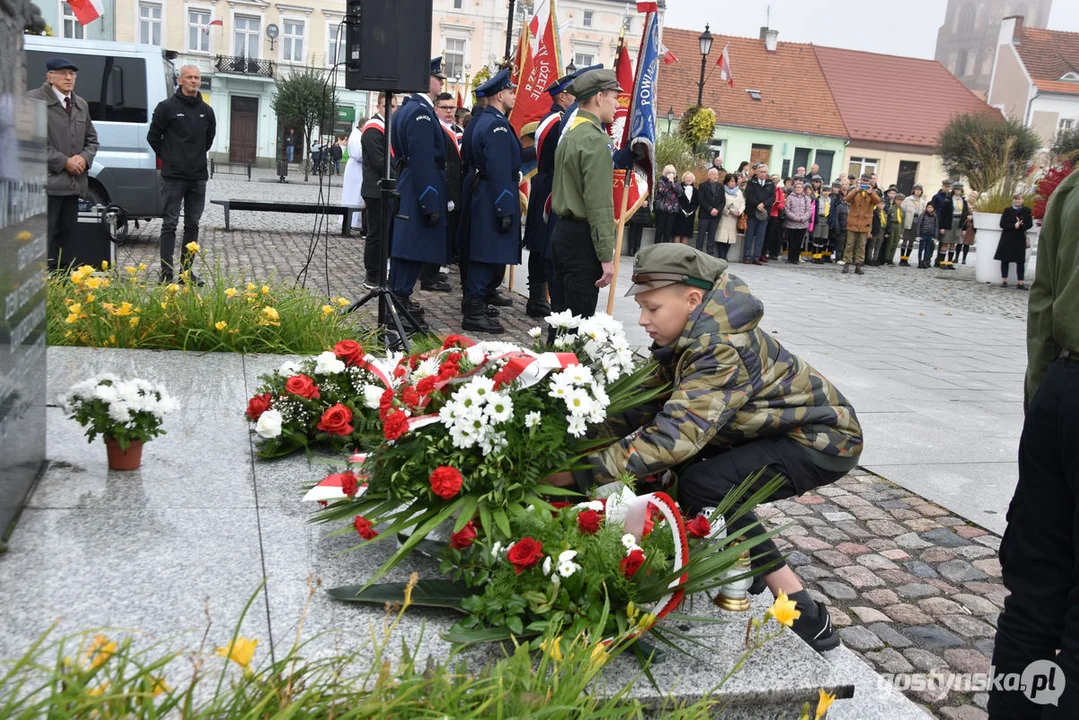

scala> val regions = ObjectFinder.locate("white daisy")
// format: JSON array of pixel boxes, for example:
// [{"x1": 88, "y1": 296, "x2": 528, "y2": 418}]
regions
[
  {"x1": 525, "y1": 411, "x2": 542, "y2": 428},
  {"x1": 621, "y1": 533, "x2": 640, "y2": 551},
  {"x1": 484, "y1": 393, "x2": 514, "y2": 423},
  {"x1": 546, "y1": 309, "x2": 579, "y2": 329},
  {"x1": 527, "y1": 326, "x2": 543, "y2": 339},
  {"x1": 567, "y1": 417, "x2": 587, "y2": 438},
  {"x1": 542, "y1": 556, "x2": 553, "y2": 576}
]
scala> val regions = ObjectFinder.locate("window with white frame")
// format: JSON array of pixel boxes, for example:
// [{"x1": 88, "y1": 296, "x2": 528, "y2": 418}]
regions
[
  {"x1": 444, "y1": 37, "x2": 466, "y2": 80},
  {"x1": 139, "y1": 3, "x2": 163, "y2": 45},
  {"x1": 573, "y1": 52, "x2": 594, "y2": 68},
  {"x1": 453, "y1": 0, "x2": 463, "y2": 8},
  {"x1": 583, "y1": 10, "x2": 594, "y2": 27},
  {"x1": 1059, "y1": 117, "x2": 1076, "y2": 141},
  {"x1": 847, "y1": 157, "x2": 879, "y2": 178},
  {"x1": 282, "y1": 19, "x2": 305, "y2": 63},
  {"x1": 235, "y1": 15, "x2": 261, "y2": 58},
  {"x1": 61, "y1": 3, "x2": 84, "y2": 39},
  {"x1": 327, "y1": 21, "x2": 346, "y2": 66},
  {"x1": 188, "y1": 9, "x2": 211, "y2": 53}
]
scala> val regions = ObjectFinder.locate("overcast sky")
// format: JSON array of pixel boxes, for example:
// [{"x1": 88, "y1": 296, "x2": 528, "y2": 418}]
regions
[{"x1": 663, "y1": 0, "x2": 1079, "y2": 60}]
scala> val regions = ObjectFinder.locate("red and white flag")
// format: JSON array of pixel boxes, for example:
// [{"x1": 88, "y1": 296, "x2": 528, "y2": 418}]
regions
[
  {"x1": 636, "y1": 1, "x2": 659, "y2": 12},
  {"x1": 716, "y1": 42, "x2": 735, "y2": 87},
  {"x1": 203, "y1": 17, "x2": 223, "y2": 35},
  {"x1": 660, "y1": 44, "x2": 678, "y2": 65},
  {"x1": 66, "y1": 0, "x2": 103, "y2": 26}
]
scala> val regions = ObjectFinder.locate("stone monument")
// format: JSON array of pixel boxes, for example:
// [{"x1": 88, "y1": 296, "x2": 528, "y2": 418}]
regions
[{"x1": 0, "y1": 1, "x2": 48, "y2": 544}]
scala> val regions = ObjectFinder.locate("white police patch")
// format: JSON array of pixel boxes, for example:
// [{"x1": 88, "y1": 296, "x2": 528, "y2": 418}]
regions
[
  {"x1": 416, "y1": 116, "x2": 431, "y2": 122},
  {"x1": 493, "y1": 127, "x2": 508, "y2": 134}
]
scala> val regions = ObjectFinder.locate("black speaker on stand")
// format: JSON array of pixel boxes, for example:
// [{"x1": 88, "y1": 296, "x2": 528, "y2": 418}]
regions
[{"x1": 343, "y1": 0, "x2": 434, "y2": 352}]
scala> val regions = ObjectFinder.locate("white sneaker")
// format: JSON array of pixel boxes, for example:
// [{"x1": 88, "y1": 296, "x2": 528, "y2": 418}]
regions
[{"x1": 836, "y1": 260, "x2": 846, "y2": 266}]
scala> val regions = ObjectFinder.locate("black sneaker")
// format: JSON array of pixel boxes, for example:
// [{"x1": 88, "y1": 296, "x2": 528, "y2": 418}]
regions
[
  {"x1": 363, "y1": 275, "x2": 379, "y2": 290},
  {"x1": 791, "y1": 600, "x2": 840, "y2": 653},
  {"x1": 420, "y1": 280, "x2": 452, "y2": 292}
]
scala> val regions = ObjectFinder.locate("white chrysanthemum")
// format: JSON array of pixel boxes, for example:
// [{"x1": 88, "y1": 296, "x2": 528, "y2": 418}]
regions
[
  {"x1": 542, "y1": 556, "x2": 553, "y2": 576},
  {"x1": 546, "y1": 309, "x2": 579, "y2": 329},
  {"x1": 413, "y1": 357, "x2": 440, "y2": 379},
  {"x1": 484, "y1": 393, "x2": 514, "y2": 423},
  {"x1": 563, "y1": 364, "x2": 593, "y2": 386},
  {"x1": 491, "y1": 541, "x2": 503, "y2": 558},
  {"x1": 557, "y1": 560, "x2": 581, "y2": 578},
  {"x1": 563, "y1": 387, "x2": 595, "y2": 417},
  {"x1": 277, "y1": 360, "x2": 302, "y2": 376},
  {"x1": 479, "y1": 429, "x2": 508, "y2": 455},
  {"x1": 363, "y1": 384, "x2": 386, "y2": 410},
  {"x1": 467, "y1": 376, "x2": 495, "y2": 398},
  {"x1": 449, "y1": 424, "x2": 478, "y2": 449},
  {"x1": 255, "y1": 409, "x2": 283, "y2": 438},
  {"x1": 574, "y1": 500, "x2": 604, "y2": 512},
  {"x1": 107, "y1": 401, "x2": 132, "y2": 424},
  {"x1": 557, "y1": 550, "x2": 578, "y2": 564},
  {"x1": 525, "y1": 411, "x2": 542, "y2": 428},
  {"x1": 93, "y1": 384, "x2": 120, "y2": 404},
  {"x1": 527, "y1": 326, "x2": 542, "y2": 339},
  {"x1": 621, "y1": 533, "x2": 640, "y2": 551},
  {"x1": 567, "y1": 417, "x2": 587, "y2": 437},
  {"x1": 553, "y1": 335, "x2": 569, "y2": 349},
  {"x1": 314, "y1": 351, "x2": 346, "y2": 375}
]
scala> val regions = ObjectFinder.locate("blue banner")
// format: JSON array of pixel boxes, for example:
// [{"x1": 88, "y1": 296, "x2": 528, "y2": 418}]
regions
[{"x1": 627, "y1": 11, "x2": 660, "y2": 196}]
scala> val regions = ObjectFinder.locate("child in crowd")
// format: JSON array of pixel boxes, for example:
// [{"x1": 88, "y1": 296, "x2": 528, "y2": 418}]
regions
[
  {"x1": 868, "y1": 200, "x2": 887, "y2": 266},
  {"x1": 811, "y1": 185, "x2": 832, "y2": 263},
  {"x1": 882, "y1": 187, "x2": 903, "y2": 266},
  {"x1": 829, "y1": 182, "x2": 849, "y2": 265},
  {"x1": 899, "y1": 185, "x2": 926, "y2": 266},
  {"x1": 917, "y1": 202, "x2": 939, "y2": 269}
]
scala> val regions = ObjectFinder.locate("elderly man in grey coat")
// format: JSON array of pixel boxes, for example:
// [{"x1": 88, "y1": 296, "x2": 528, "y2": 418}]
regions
[{"x1": 27, "y1": 57, "x2": 99, "y2": 271}]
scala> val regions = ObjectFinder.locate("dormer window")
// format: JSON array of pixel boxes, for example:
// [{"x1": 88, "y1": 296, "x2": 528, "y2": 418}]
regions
[{"x1": 1061, "y1": 72, "x2": 1079, "y2": 81}]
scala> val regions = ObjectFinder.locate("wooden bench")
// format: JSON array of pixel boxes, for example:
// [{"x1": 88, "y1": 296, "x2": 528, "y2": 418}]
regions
[
  {"x1": 209, "y1": 160, "x2": 252, "y2": 181},
  {"x1": 210, "y1": 200, "x2": 360, "y2": 237}
]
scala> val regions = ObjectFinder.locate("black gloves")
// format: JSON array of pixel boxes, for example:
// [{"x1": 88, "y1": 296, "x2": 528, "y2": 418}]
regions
[
  {"x1": 499, "y1": 215, "x2": 512, "y2": 233},
  {"x1": 424, "y1": 212, "x2": 441, "y2": 228}
]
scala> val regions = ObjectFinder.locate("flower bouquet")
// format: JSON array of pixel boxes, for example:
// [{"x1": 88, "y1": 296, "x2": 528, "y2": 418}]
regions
[
  {"x1": 62, "y1": 375, "x2": 178, "y2": 470},
  {"x1": 244, "y1": 340, "x2": 396, "y2": 458}
]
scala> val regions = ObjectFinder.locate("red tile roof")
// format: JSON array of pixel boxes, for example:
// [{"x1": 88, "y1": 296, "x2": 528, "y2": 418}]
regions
[
  {"x1": 813, "y1": 46, "x2": 999, "y2": 149},
  {"x1": 656, "y1": 28, "x2": 848, "y2": 138},
  {"x1": 1014, "y1": 26, "x2": 1079, "y2": 97}
]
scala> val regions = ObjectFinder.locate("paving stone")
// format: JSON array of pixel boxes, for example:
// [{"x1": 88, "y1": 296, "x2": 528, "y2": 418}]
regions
[
  {"x1": 904, "y1": 518, "x2": 943, "y2": 532},
  {"x1": 835, "y1": 520, "x2": 874, "y2": 539},
  {"x1": 807, "y1": 588, "x2": 828, "y2": 604},
  {"x1": 866, "y1": 538, "x2": 900, "y2": 552},
  {"x1": 815, "y1": 486, "x2": 848, "y2": 497},
  {"x1": 939, "y1": 706, "x2": 989, "y2": 720},
  {"x1": 903, "y1": 624, "x2": 965, "y2": 649},
  {"x1": 834, "y1": 564, "x2": 886, "y2": 588},
  {"x1": 838, "y1": 626, "x2": 884, "y2": 651},
  {"x1": 780, "y1": 525, "x2": 810, "y2": 537},
  {"x1": 896, "y1": 583, "x2": 940, "y2": 599},
  {"x1": 876, "y1": 569, "x2": 919, "y2": 585},
  {"x1": 789, "y1": 534, "x2": 831, "y2": 552},
  {"x1": 926, "y1": 578, "x2": 962, "y2": 594},
  {"x1": 865, "y1": 646, "x2": 914, "y2": 673},
  {"x1": 953, "y1": 544, "x2": 996, "y2": 560},
  {"x1": 813, "y1": 526, "x2": 851, "y2": 542},
  {"x1": 850, "y1": 606, "x2": 892, "y2": 624},
  {"x1": 827, "y1": 605, "x2": 852, "y2": 627},
  {"x1": 879, "y1": 499, "x2": 912, "y2": 510},
  {"x1": 974, "y1": 639, "x2": 996, "y2": 658},
  {"x1": 939, "y1": 614, "x2": 997, "y2": 638},
  {"x1": 856, "y1": 553, "x2": 900, "y2": 571},
  {"x1": 774, "y1": 537, "x2": 793, "y2": 551},
  {"x1": 869, "y1": 622, "x2": 913, "y2": 649},
  {"x1": 896, "y1": 532, "x2": 933, "y2": 550},
  {"x1": 822, "y1": 511, "x2": 855, "y2": 523},
  {"x1": 797, "y1": 565, "x2": 834, "y2": 581},
  {"x1": 835, "y1": 542, "x2": 871, "y2": 556},
  {"x1": 952, "y1": 593, "x2": 999, "y2": 616},
  {"x1": 903, "y1": 560, "x2": 940, "y2": 579},
  {"x1": 798, "y1": 515, "x2": 827, "y2": 527},
  {"x1": 782, "y1": 503, "x2": 813, "y2": 516},
  {"x1": 812, "y1": 503, "x2": 842, "y2": 515},
  {"x1": 955, "y1": 525, "x2": 988, "y2": 539},
  {"x1": 814, "y1": 549, "x2": 854, "y2": 567},
  {"x1": 972, "y1": 557, "x2": 1002, "y2": 577},
  {"x1": 918, "y1": 597, "x2": 965, "y2": 616},
  {"x1": 938, "y1": 559, "x2": 989, "y2": 583},
  {"x1": 817, "y1": 580, "x2": 858, "y2": 600},
  {"x1": 921, "y1": 528, "x2": 972, "y2": 548},
  {"x1": 913, "y1": 504, "x2": 950, "y2": 517},
  {"x1": 903, "y1": 647, "x2": 949, "y2": 672},
  {"x1": 862, "y1": 588, "x2": 900, "y2": 606},
  {"x1": 786, "y1": 550, "x2": 812, "y2": 567},
  {"x1": 919, "y1": 546, "x2": 957, "y2": 563},
  {"x1": 880, "y1": 548, "x2": 912, "y2": 561},
  {"x1": 936, "y1": 516, "x2": 967, "y2": 527},
  {"x1": 890, "y1": 509, "x2": 923, "y2": 521},
  {"x1": 794, "y1": 494, "x2": 826, "y2": 505},
  {"x1": 973, "y1": 692, "x2": 989, "y2": 709},
  {"x1": 973, "y1": 535, "x2": 1002, "y2": 550},
  {"x1": 851, "y1": 506, "x2": 890, "y2": 521},
  {"x1": 832, "y1": 494, "x2": 872, "y2": 509},
  {"x1": 755, "y1": 505, "x2": 782, "y2": 520},
  {"x1": 944, "y1": 648, "x2": 992, "y2": 675},
  {"x1": 867, "y1": 519, "x2": 908, "y2": 536}
]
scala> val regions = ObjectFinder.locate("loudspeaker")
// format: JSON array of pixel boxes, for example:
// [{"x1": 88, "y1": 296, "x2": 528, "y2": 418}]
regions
[{"x1": 345, "y1": 0, "x2": 433, "y2": 93}]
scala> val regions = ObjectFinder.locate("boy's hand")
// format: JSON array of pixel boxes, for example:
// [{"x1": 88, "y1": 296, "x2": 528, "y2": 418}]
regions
[
  {"x1": 544, "y1": 471, "x2": 576, "y2": 488},
  {"x1": 596, "y1": 261, "x2": 615, "y2": 288}
]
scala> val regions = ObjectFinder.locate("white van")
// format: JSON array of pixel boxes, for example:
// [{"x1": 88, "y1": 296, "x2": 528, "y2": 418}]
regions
[{"x1": 24, "y1": 36, "x2": 177, "y2": 219}]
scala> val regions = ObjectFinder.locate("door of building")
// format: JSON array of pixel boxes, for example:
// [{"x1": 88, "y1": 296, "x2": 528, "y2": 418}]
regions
[
  {"x1": 229, "y1": 96, "x2": 259, "y2": 164},
  {"x1": 792, "y1": 147, "x2": 811, "y2": 174},
  {"x1": 750, "y1": 144, "x2": 772, "y2": 169},
  {"x1": 815, "y1": 150, "x2": 835, "y2": 182},
  {"x1": 897, "y1": 160, "x2": 919, "y2": 196}
]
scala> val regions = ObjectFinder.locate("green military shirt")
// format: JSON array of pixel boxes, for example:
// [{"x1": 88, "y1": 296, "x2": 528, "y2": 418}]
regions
[
  {"x1": 551, "y1": 110, "x2": 616, "y2": 261},
  {"x1": 1027, "y1": 169, "x2": 1079, "y2": 406}
]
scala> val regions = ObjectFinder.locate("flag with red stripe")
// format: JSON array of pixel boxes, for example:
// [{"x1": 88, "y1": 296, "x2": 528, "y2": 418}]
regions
[{"x1": 66, "y1": 0, "x2": 104, "y2": 25}]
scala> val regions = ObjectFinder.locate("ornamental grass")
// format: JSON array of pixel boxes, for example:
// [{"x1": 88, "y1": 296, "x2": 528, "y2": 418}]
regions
[{"x1": 47, "y1": 250, "x2": 377, "y2": 355}]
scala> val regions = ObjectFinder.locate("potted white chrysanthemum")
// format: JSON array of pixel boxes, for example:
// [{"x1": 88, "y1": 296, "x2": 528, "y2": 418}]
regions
[{"x1": 61, "y1": 375, "x2": 179, "y2": 470}]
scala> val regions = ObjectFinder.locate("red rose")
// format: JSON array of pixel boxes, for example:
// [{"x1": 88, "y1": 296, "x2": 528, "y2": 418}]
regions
[
  {"x1": 317, "y1": 403, "x2": 354, "y2": 436},
  {"x1": 284, "y1": 374, "x2": 320, "y2": 400},
  {"x1": 246, "y1": 392, "x2": 272, "y2": 421},
  {"x1": 450, "y1": 521, "x2": 477, "y2": 549},
  {"x1": 577, "y1": 509, "x2": 601, "y2": 535},
  {"x1": 383, "y1": 410, "x2": 409, "y2": 441},
  {"x1": 430, "y1": 466, "x2": 464, "y2": 499},
  {"x1": 354, "y1": 515, "x2": 377, "y2": 539},
  {"x1": 338, "y1": 470, "x2": 360, "y2": 497},
  {"x1": 334, "y1": 340, "x2": 365, "y2": 366},
  {"x1": 506, "y1": 537, "x2": 544, "y2": 574},
  {"x1": 686, "y1": 514, "x2": 711, "y2": 539},
  {"x1": 620, "y1": 548, "x2": 646, "y2": 578},
  {"x1": 551, "y1": 501, "x2": 572, "y2": 510},
  {"x1": 416, "y1": 376, "x2": 437, "y2": 395}
]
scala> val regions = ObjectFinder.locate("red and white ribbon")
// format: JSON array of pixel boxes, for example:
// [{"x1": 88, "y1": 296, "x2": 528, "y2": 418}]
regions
[
  {"x1": 302, "y1": 454, "x2": 369, "y2": 502},
  {"x1": 492, "y1": 352, "x2": 580, "y2": 390}
]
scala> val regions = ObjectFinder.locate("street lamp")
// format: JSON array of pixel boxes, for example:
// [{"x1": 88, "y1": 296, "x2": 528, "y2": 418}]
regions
[
  {"x1": 567, "y1": 59, "x2": 577, "y2": 74},
  {"x1": 697, "y1": 24, "x2": 713, "y2": 108},
  {"x1": 667, "y1": 106, "x2": 675, "y2": 136}
]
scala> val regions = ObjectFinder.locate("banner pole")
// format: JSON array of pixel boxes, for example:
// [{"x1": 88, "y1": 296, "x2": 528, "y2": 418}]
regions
[{"x1": 606, "y1": 168, "x2": 633, "y2": 315}]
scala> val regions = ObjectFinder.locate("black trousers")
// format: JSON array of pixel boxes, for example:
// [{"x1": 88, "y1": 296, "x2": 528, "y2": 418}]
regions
[
  {"x1": 160, "y1": 177, "x2": 206, "y2": 274},
  {"x1": 550, "y1": 217, "x2": 600, "y2": 319},
  {"x1": 47, "y1": 194, "x2": 79, "y2": 271},
  {"x1": 627, "y1": 223, "x2": 645, "y2": 256},
  {"x1": 678, "y1": 436, "x2": 849, "y2": 572},
  {"x1": 766, "y1": 216, "x2": 785, "y2": 258},
  {"x1": 990, "y1": 357, "x2": 1079, "y2": 719},
  {"x1": 363, "y1": 196, "x2": 390, "y2": 279},
  {"x1": 654, "y1": 211, "x2": 676, "y2": 244},
  {"x1": 786, "y1": 228, "x2": 807, "y2": 264},
  {"x1": 696, "y1": 213, "x2": 720, "y2": 255}
]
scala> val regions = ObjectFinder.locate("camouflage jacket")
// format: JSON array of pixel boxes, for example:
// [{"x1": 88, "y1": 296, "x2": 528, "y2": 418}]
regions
[{"x1": 586, "y1": 274, "x2": 864, "y2": 484}]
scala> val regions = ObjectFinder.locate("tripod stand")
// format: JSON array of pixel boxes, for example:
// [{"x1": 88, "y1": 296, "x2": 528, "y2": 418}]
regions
[{"x1": 346, "y1": 89, "x2": 425, "y2": 352}]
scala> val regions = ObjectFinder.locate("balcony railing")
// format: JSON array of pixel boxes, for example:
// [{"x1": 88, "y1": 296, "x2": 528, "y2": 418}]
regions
[{"x1": 214, "y1": 55, "x2": 275, "y2": 78}]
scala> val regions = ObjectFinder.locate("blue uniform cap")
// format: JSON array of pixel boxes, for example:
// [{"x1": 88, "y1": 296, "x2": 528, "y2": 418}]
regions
[
  {"x1": 46, "y1": 57, "x2": 78, "y2": 72},
  {"x1": 431, "y1": 56, "x2": 447, "y2": 80},
  {"x1": 476, "y1": 68, "x2": 516, "y2": 98}
]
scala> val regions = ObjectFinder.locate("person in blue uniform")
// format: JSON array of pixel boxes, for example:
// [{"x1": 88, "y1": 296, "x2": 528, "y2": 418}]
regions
[
  {"x1": 387, "y1": 57, "x2": 450, "y2": 334},
  {"x1": 463, "y1": 69, "x2": 522, "y2": 334}
]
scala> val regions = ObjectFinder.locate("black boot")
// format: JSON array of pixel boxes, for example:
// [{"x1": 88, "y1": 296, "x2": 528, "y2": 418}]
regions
[
  {"x1": 525, "y1": 284, "x2": 551, "y2": 318},
  {"x1": 392, "y1": 295, "x2": 429, "y2": 334},
  {"x1": 486, "y1": 289, "x2": 513, "y2": 307},
  {"x1": 788, "y1": 592, "x2": 840, "y2": 653},
  {"x1": 462, "y1": 296, "x2": 504, "y2": 334}
]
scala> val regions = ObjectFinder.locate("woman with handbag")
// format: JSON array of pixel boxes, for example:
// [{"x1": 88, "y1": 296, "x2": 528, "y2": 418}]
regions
[
  {"x1": 995, "y1": 193, "x2": 1033, "y2": 290},
  {"x1": 716, "y1": 173, "x2": 745, "y2": 260}
]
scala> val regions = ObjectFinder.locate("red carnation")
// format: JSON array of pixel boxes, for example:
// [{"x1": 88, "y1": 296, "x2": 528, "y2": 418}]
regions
[
  {"x1": 383, "y1": 410, "x2": 409, "y2": 441},
  {"x1": 392, "y1": 365, "x2": 407, "y2": 379},
  {"x1": 400, "y1": 385, "x2": 421, "y2": 408},
  {"x1": 353, "y1": 515, "x2": 377, "y2": 539},
  {"x1": 246, "y1": 392, "x2": 272, "y2": 421},
  {"x1": 450, "y1": 521, "x2": 477, "y2": 549},
  {"x1": 506, "y1": 537, "x2": 544, "y2": 574},
  {"x1": 441, "y1": 334, "x2": 474, "y2": 350},
  {"x1": 430, "y1": 466, "x2": 464, "y2": 499},
  {"x1": 317, "y1": 403, "x2": 354, "y2": 436},
  {"x1": 338, "y1": 470, "x2": 360, "y2": 497},
  {"x1": 334, "y1": 339, "x2": 365, "y2": 366},
  {"x1": 284, "y1": 373, "x2": 320, "y2": 400},
  {"x1": 620, "y1": 548, "x2": 646, "y2": 578},
  {"x1": 686, "y1": 514, "x2": 711, "y2": 539},
  {"x1": 416, "y1": 376, "x2": 437, "y2": 395},
  {"x1": 577, "y1": 509, "x2": 601, "y2": 535}
]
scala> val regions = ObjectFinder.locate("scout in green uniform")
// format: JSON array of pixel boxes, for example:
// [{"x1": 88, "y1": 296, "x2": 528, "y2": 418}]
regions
[{"x1": 548, "y1": 68, "x2": 621, "y2": 321}]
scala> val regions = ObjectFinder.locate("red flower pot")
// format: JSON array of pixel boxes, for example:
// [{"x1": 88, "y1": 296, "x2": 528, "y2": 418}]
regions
[{"x1": 105, "y1": 438, "x2": 143, "y2": 471}]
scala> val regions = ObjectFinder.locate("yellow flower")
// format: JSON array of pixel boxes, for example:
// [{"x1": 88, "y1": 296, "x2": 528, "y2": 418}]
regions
[
  {"x1": 589, "y1": 643, "x2": 609, "y2": 672},
  {"x1": 636, "y1": 613, "x2": 657, "y2": 632},
  {"x1": 815, "y1": 688, "x2": 836, "y2": 719},
  {"x1": 85, "y1": 276, "x2": 102, "y2": 289},
  {"x1": 85, "y1": 293, "x2": 95, "y2": 303},
  {"x1": 185, "y1": 241, "x2": 201, "y2": 254},
  {"x1": 65, "y1": 313, "x2": 79, "y2": 324},
  {"x1": 766, "y1": 590, "x2": 801, "y2": 628},
  {"x1": 129, "y1": 316, "x2": 140, "y2": 327},
  {"x1": 166, "y1": 283, "x2": 180, "y2": 293},
  {"x1": 336, "y1": 297, "x2": 350, "y2": 307},
  {"x1": 100, "y1": 260, "x2": 109, "y2": 270},
  {"x1": 111, "y1": 302, "x2": 134, "y2": 317},
  {"x1": 68, "y1": 303, "x2": 82, "y2": 316},
  {"x1": 125, "y1": 265, "x2": 138, "y2": 275},
  {"x1": 261, "y1": 285, "x2": 270, "y2": 295},
  {"x1": 540, "y1": 637, "x2": 563, "y2": 663},
  {"x1": 88, "y1": 682, "x2": 110, "y2": 697},
  {"x1": 322, "y1": 304, "x2": 334, "y2": 316},
  {"x1": 179, "y1": 270, "x2": 190, "y2": 282},
  {"x1": 16, "y1": 230, "x2": 32, "y2": 242},
  {"x1": 150, "y1": 676, "x2": 171, "y2": 697},
  {"x1": 85, "y1": 634, "x2": 117, "y2": 670},
  {"x1": 261, "y1": 306, "x2": 279, "y2": 321},
  {"x1": 626, "y1": 601, "x2": 638, "y2": 621},
  {"x1": 225, "y1": 287, "x2": 238, "y2": 299},
  {"x1": 138, "y1": 263, "x2": 147, "y2": 271},
  {"x1": 216, "y1": 636, "x2": 258, "y2": 673},
  {"x1": 160, "y1": 302, "x2": 168, "y2": 310},
  {"x1": 215, "y1": 321, "x2": 228, "y2": 331},
  {"x1": 247, "y1": 282, "x2": 257, "y2": 291}
]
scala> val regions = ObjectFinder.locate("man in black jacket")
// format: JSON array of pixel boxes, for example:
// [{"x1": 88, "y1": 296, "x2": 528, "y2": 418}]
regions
[
  {"x1": 147, "y1": 65, "x2": 215, "y2": 284},
  {"x1": 696, "y1": 167, "x2": 724, "y2": 256},
  {"x1": 743, "y1": 163, "x2": 776, "y2": 264},
  {"x1": 360, "y1": 94, "x2": 396, "y2": 288}
]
